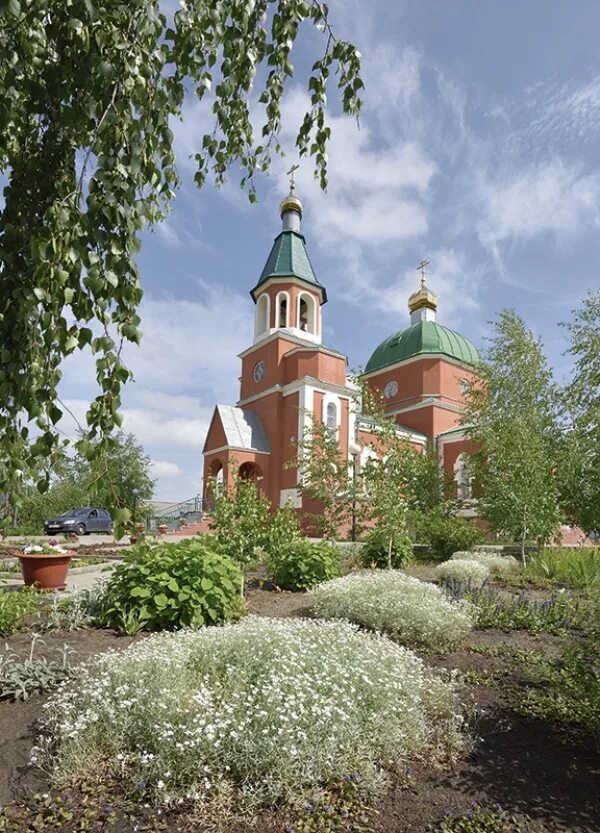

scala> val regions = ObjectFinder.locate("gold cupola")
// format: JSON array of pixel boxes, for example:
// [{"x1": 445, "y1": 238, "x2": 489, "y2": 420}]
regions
[
  {"x1": 408, "y1": 260, "x2": 438, "y2": 324},
  {"x1": 279, "y1": 163, "x2": 303, "y2": 231}
]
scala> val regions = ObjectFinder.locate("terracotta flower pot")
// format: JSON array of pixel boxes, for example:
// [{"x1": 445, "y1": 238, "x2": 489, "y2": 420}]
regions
[
  {"x1": 19, "y1": 552, "x2": 75, "y2": 591},
  {"x1": 157, "y1": 524, "x2": 169, "y2": 535}
]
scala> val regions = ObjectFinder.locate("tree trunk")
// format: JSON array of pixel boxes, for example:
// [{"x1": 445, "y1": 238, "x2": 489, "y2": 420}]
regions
[
  {"x1": 521, "y1": 508, "x2": 527, "y2": 566},
  {"x1": 387, "y1": 536, "x2": 393, "y2": 570}
]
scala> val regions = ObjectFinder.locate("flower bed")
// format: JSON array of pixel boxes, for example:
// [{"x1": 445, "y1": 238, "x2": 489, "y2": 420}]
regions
[
  {"x1": 37, "y1": 618, "x2": 466, "y2": 810},
  {"x1": 312, "y1": 571, "x2": 474, "y2": 649},
  {"x1": 436, "y1": 558, "x2": 490, "y2": 587}
]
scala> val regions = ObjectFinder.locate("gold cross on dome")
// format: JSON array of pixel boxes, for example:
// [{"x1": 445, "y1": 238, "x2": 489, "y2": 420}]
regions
[
  {"x1": 417, "y1": 258, "x2": 430, "y2": 287},
  {"x1": 287, "y1": 163, "x2": 299, "y2": 191}
]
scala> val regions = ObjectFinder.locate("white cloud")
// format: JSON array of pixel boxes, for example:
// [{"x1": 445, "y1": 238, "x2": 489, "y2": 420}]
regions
[
  {"x1": 151, "y1": 460, "x2": 183, "y2": 478},
  {"x1": 477, "y1": 160, "x2": 600, "y2": 259}
]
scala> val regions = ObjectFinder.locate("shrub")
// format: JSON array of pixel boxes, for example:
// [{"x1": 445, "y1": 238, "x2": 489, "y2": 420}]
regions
[
  {"x1": 437, "y1": 559, "x2": 490, "y2": 587},
  {"x1": 445, "y1": 583, "x2": 585, "y2": 635},
  {"x1": 360, "y1": 527, "x2": 413, "y2": 569},
  {"x1": 450, "y1": 550, "x2": 520, "y2": 577},
  {"x1": 312, "y1": 572, "x2": 474, "y2": 649},
  {"x1": 263, "y1": 502, "x2": 302, "y2": 559},
  {"x1": 411, "y1": 509, "x2": 483, "y2": 561},
  {"x1": 268, "y1": 539, "x2": 340, "y2": 591},
  {"x1": 98, "y1": 539, "x2": 242, "y2": 632},
  {"x1": 39, "y1": 618, "x2": 467, "y2": 810},
  {"x1": 0, "y1": 584, "x2": 39, "y2": 635}
]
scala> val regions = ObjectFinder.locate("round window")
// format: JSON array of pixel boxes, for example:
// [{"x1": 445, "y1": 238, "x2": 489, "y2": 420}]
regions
[
  {"x1": 384, "y1": 380, "x2": 398, "y2": 399},
  {"x1": 253, "y1": 360, "x2": 266, "y2": 383}
]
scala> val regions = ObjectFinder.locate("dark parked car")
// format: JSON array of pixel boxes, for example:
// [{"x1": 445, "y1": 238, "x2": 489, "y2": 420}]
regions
[{"x1": 44, "y1": 507, "x2": 112, "y2": 536}]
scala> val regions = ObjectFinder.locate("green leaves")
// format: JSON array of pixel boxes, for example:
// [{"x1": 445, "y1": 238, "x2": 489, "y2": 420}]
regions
[
  {"x1": 98, "y1": 538, "x2": 243, "y2": 632},
  {"x1": 0, "y1": 0, "x2": 362, "y2": 507}
]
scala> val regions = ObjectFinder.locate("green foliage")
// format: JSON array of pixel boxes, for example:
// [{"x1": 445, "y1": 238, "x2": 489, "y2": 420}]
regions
[
  {"x1": 0, "y1": 636, "x2": 72, "y2": 701},
  {"x1": 287, "y1": 775, "x2": 375, "y2": 833},
  {"x1": 437, "y1": 804, "x2": 534, "y2": 832},
  {"x1": 520, "y1": 635, "x2": 600, "y2": 748},
  {"x1": 0, "y1": 584, "x2": 39, "y2": 634},
  {"x1": 209, "y1": 472, "x2": 271, "y2": 571},
  {"x1": 463, "y1": 310, "x2": 561, "y2": 558},
  {"x1": 263, "y1": 501, "x2": 302, "y2": 559},
  {"x1": 14, "y1": 478, "x2": 88, "y2": 534},
  {"x1": 410, "y1": 508, "x2": 483, "y2": 562},
  {"x1": 72, "y1": 430, "x2": 155, "y2": 519},
  {"x1": 294, "y1": 415, "x2": 356, "y2": 541},
  {"x1": 445, "y1": 583, "x2": 585, "y2": 635},
  {"x1": 99, "y1": 539, "x2": 242, "y2": 632},
  {"x1": 268, "y1": 539, "x2": 340, "y2": 591},
  {"x1": 524, "y1": 547, "x2": 600, "y2": 591},
  {"x1": 0, "y1": 1, "x2": 362, "y2": 505},
  {"x1": 361, "y1": 527, "x2": 413, "y2": 569},
  {"x1": 558, "y1": 290, "x2": 600, "y2": 535}
]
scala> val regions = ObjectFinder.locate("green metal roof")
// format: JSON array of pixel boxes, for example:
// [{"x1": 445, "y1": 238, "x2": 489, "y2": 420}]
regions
[
  {"x1": 250, "y1": 230, "x2": 327, "y2": 302},
  {"x1": 364, "y1": 320, "x2": 480, "y2": 373}
]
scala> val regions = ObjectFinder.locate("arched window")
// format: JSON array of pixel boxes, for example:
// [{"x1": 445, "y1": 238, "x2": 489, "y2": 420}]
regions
[
  {"x1": 326, "y1": 401, "x2": 337, "y2": 432},
  {"x1": 297, "y1": 292, "x2": 316, "y2": 334},
  {"x1": 453, "y1": 453, "x2": 472, "y2": 500},
  {"x1": 254, "y1": 293, "x2": 269, "y2": 339},
  {"x1": 276, "y1": 291, "x2": 289, "y2": 328}
]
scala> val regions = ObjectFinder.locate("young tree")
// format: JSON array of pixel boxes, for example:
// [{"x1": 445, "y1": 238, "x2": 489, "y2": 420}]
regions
[
  {"x1": 0, "y1": 0, "x2": 363, "y2": 497},
  {"x1": 74, "y1": 430, "x2": 155, "y2": 519},
  {"x1": 208, "y1": 468, "x2": 271, "y2": 595},
  {"x1": 294, "y1": 416, "x2": 356, "y2": 542},
  {"x1": 558, "y1": 290, "x2": 600, "y2": 535},
  {"x1": 464, "y1": 309, "x2": 561, "y2": 561}
]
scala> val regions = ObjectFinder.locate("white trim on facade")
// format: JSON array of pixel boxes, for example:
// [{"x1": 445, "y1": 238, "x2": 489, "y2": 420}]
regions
[
  {"x1": 253, "y1": 275, "x2": 325, "y2": 303},
  {"x1": 362, "y1": 352, "x2": 478, "y2": 379},
  {"x1": 253, "y1": 292, "x2": 271, "y2": 343},
  {"x1": 203, "y1": 445, "x2": 271, "y2": 456},
  {"x1": 275, "y1": 289, "x2": 290, "y2": 329},
  {"x1": 239, "y1": 330, "x2": 342, "y2": 360},
  {"x1": 386, "y1": 397, "x2": 465, "y2": 417}
]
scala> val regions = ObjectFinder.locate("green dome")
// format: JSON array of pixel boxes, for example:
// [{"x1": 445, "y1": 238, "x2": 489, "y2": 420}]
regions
[{"x1": 365, "y1": 320, "x2": 480, "y2": 373}]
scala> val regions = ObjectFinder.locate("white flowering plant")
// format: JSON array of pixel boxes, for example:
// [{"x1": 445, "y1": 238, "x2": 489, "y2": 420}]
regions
[
  {"x1": 450, "y1": 550, "x2": 520, "y2": 576},
  {"x1": 436, "y1": 558, "x2": 490, "y2": 587},
  {"x1": 37, "y1": 618, "x2": 467, "y2": 812},
  {"x1": 312, "y1": 572, "x2": 474, "y2": 649}
]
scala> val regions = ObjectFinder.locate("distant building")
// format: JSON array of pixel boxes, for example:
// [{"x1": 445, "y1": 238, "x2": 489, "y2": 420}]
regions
[{"x1": 202, "y1": 183, "x2": 480, "y2": 522}]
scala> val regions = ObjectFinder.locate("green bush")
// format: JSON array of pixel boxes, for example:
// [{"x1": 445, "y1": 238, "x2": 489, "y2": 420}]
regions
[
  {"x1": 99, "y1": 539, "x2": 243, "y2": 632},
  {"x1": 411, "y1": 509, "x2": 483, "y2": 561},
  {"x1": 268, "y1": 539, "x2": 340, "y2": 591},
  {"x1": 263, "y1": 502, "x2": 302, "y2": 559},
  {"x1": 0, "y1": 584, "x2": 39, "y2": 635},
  {"x1": 360, "y1": 527, "x2": 413, "y2": 569}
]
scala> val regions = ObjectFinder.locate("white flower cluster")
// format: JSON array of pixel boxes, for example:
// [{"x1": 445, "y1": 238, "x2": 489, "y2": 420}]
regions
[
  {"x1": 312, "y1": 571, "x2": 474, "y2": 649},
  {"x1": 436, "y1": 558, "x2": 490, "y2": 586},
  {"x1": 38, "y1": 618, "x2": 466, "y2": 808},
  {"x1": 450, "y1": 551, "x2": 520, "y2": 576}
]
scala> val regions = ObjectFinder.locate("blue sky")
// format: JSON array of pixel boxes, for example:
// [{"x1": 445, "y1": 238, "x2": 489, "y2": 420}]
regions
[{"x1": 60, "y1": 0, "x2": 600, "y2": 501}]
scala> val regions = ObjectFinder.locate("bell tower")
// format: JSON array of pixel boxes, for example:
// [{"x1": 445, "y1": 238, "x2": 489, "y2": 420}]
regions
[{"x1": 250, "y1": 169, "x2": 326, "y2": 347}]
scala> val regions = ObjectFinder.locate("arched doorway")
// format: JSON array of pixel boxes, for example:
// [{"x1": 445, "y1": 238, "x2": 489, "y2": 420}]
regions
[{"x1": 238, "y1": 461, "x2": 263, "y2": 482}]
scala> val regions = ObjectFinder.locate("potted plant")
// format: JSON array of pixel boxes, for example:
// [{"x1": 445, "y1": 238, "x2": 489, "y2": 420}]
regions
[
  {"x1": 18, "y1": 542, "x2": 75, "y2": 591},
  {"x1": 157, "y1": 523, "x2": 169, "y2": 536}
]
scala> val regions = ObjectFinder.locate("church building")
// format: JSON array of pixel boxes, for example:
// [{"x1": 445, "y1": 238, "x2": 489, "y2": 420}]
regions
[{"x1": 202, "y1": 180, "x2": 480, "y2": 512}]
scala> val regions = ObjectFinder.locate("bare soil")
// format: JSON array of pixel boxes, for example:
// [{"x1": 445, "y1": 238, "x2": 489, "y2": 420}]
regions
[{"x1": 1, "y1": 581, "x2": 599, "y2": 832}]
